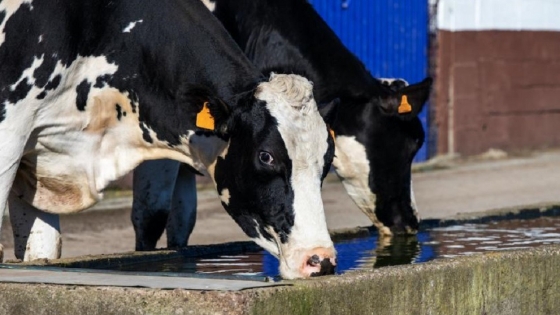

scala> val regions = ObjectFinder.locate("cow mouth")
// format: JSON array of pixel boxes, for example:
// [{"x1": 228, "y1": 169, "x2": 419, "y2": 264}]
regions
[{"x1": 302, "y1": 254, "x2": 337, "y2": 277}]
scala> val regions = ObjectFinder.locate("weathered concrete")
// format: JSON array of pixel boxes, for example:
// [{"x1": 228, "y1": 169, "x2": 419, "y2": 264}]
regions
[{"x1": 0, "y1": 245, "x2": 558, "y2": 315}]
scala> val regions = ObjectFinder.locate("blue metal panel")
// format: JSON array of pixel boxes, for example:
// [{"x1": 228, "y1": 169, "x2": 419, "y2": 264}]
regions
[{"x1": 308, "y1": 0, "x2": 430, "y2": 161}]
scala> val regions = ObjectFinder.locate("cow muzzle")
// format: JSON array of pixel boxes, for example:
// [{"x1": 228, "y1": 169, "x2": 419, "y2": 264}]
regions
[{"x1": 280, "y1": 247, "x2": 337, "y2": 279}]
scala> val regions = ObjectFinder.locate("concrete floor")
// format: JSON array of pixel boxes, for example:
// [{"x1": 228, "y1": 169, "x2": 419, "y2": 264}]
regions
[{"x1": 2, "y1": 149, "x2": 560, "y2": 261}]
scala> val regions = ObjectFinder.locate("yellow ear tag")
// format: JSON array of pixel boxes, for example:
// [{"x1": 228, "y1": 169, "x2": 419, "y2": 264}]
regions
[
  {"x1": 398, "y1": 95, "x2": 412, "y2": 114},
  {"x1": 196, "y1": 102, "x2": 215, "y2": 130}
]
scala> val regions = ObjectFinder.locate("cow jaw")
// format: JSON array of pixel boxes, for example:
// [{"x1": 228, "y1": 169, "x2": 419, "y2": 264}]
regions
[{"x1": 331, "y1": 135, "x2": 393, "y2": 237}]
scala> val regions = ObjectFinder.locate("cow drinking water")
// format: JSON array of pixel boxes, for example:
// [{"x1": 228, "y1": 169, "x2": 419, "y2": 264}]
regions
[
  {"x1": 132, "y1": 0, "x2": 432, "y2": 251},
  {"x1": 0, "y1": 0, "x2": 337, "y2": 279}
]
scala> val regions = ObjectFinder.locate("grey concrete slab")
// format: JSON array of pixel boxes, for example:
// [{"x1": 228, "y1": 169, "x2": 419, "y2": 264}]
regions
[{"x1": 0, "y1": 268, "x2": 284, "y2": 291}]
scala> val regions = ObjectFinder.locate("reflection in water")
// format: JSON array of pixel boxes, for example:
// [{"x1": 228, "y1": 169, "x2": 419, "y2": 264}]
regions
[{"x1": 118, "y1": 216, "x2": 560, "y2": 278}]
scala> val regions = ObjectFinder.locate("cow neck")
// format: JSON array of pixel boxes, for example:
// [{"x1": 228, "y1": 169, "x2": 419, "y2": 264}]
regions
[
  {"x1": 213, "y1": 0, "x2": 384, "y2": 108},
  {"x1": 110, "y1": 0, "x2": 264, "y2": 150}
]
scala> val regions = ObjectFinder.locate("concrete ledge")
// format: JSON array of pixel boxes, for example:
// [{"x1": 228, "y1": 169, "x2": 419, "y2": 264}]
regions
[
  {"x1": 252, "y1": 245, "x2": 560, "y2": 315},
  {"x1": 0, "y1": 245, "x2": 559, "y2": 315}
]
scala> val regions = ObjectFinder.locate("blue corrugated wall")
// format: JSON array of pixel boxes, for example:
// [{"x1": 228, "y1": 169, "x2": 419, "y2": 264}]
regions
[{"x1": 308, "y1": 0, "x2": 430, "y2": 161}]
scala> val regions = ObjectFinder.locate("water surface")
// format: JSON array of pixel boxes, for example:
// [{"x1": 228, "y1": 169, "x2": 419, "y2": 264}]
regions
[{"x1": 117, "y1": 215, "x2": 560, "y2": 278}]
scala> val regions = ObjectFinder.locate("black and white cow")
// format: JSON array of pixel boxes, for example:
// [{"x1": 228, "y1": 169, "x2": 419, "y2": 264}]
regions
[
  {"x1": 0, "y1": 0, "x2": 338, "y2": 279},
  {"x1": 131, "y1": 0, "x2": 432, "y2": 251}
]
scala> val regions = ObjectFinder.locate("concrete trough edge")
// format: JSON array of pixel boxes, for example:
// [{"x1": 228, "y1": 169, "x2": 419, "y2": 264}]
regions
[
  {"x1": 0, "y1": 204, "x2": 559, "y2": 314},
  {"x1": 0, "y1": 245, "x2": 559, "y2": 315}
]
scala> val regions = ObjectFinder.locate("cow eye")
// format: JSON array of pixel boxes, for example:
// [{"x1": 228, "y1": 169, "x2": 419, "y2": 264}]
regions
[{"x1": 259, "y1": 151, "x2": 274, "y2": 165}]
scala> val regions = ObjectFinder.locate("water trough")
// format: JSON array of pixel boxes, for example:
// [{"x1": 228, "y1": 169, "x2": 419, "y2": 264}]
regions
[{"x1": 0, "y1": 205, "x2": 559, "y2": 315}]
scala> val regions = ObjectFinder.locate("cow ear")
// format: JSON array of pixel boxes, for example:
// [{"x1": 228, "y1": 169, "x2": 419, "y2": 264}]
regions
[
  {"x1": 196, "y1": 97, "x2": 231, "y2": 138},
  {"x1": 318, "y1": 98, "x2": 340, "y2": 126},
  {"x1": 180, "y1": 85, "x2": 231, "y2": 137},
  {"x1": 379, "y1": 77, "x2": 432, "y2": 119}
]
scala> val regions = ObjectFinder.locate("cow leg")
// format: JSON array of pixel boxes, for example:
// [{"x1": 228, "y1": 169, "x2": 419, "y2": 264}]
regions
[
  {"x1": 0, "y1": 129, "x2": 31, "y2": 262},
  {"x1": 9, "y1": 192, "x2": 61, "y2": 261},
  {"x1": 132, "y1": 159, "x2": 180, "y2": 251},
  {"x1": 166, "y1": 163, "x2": 197, "y2": 249},
  {"x1": 0, "y1": 201, "x2": 6, "y2": 262},
  {"x1": 0, "y1": 197, "x2": 9, "y2": 263}
]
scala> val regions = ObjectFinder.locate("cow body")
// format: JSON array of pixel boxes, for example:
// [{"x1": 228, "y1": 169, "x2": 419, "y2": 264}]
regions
[
  {"x1": 132, "y1": 0, "x2": 432, "y2": 250},
  {"x1": 0, "y1": 0, "x2": 337, "y2": 279}
]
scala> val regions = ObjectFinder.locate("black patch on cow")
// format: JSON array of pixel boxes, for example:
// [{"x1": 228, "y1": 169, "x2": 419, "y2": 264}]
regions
[
  {"x1": 116, "y1": 104, "x2": 122, "y2": 120},
  {"x1": 33, "y1": 56, "x2": 58, "y2": 88},
  {"x1": 129, "y1": 91, "x2": 138, "y2": 113},
  {"x1": 36, "y1": 91, "x2": 47, "y2": 100},
  {"x1": 321, "y1": 131, "x2": 335, "y2": 181},
  {"x1": 0, "y1": 10, "x2": 6, "y2": 26},
  {"x1": 213, "y1": 104, "x2": 295, "y2": 245},
  {"x1": 7, "y1": 78, "x2": 32, "y2": 104},
  {"x1": 94, "y1": 74, "x2": 112, "y2": 88},
  {"x1": 75, "y1": 80, "x2": 90, "y2": 111},
  {"x1": 0, "y1": 103, "x2": 5, "y2": 123},
  {"x1": 123, "y1": 111, "x2": 127, "y2": 117},
  {"x1": 140, "y1": 123, "x2": 153, "y2": 143},
  {"x1": 45, "y1": 75, "x2": 61, "y2": 91},
  {"x1": 36, "y1": 75, "x2": 62, "y2": 100}
]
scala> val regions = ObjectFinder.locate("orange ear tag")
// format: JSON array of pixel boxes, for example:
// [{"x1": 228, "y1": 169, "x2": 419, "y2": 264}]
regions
[
  {"x1": 196, "y1": 102, "x2": 215, "y2": 130},
  {"x1": 328, "y1": 127, "x2": 336, "y2": 140},
  {"x1": 398, "y1": 95, "x2": 412, "y2": 114}
]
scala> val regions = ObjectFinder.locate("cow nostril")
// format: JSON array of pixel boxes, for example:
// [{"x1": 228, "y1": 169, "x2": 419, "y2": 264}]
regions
[
  {"x1": 307, "y1": 254, "x2": 321, "y2": 266},
  {"x1": 310, "y1": 258, "x2": 336, "y2": 277}
]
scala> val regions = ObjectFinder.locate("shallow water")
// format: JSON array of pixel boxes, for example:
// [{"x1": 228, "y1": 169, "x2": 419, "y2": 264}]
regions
[{"x1": 117, "y1": 216, "x2": 560, "y2": 278}]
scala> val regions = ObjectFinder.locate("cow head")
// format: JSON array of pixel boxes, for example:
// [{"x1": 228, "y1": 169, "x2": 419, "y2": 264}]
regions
[
  {"x1": 331, "y1": 77, "x2": 432, "y2": 237},
  {"x1": 193, "y1": 73, "x2": 337, "y2": 279}
]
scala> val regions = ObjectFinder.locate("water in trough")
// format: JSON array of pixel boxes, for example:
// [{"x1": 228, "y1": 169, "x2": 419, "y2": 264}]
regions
[{"x1": 114, "y1": 212, "x2": 560, "y2": 280}]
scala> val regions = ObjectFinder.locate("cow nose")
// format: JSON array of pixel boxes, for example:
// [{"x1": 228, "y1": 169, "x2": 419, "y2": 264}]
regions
[
  {"x1": 308, "y1": 254, "x2": 321, "y2": 266},
  {"x1": 301, "y1": 248, "x2": 337, "y2": 277},
  {"x1": 309, "y1": 256, "x2": 336, "y2": 277}
]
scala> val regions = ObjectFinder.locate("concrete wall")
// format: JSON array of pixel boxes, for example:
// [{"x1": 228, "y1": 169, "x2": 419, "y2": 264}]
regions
[{"x1": 434, "y1": 0, "x2": 560, "y2": 156}]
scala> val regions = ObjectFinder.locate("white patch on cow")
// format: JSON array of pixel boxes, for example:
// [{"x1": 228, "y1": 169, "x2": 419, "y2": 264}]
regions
[
  {"x1": 1, "y1": 54, "x2": 202, "y2": 214},
  {"x1": 122, "y1": 19, "x2": 143, "y2": 33},
  {"x1": 252, "y1": 223, "x2": 280, "y2": 258},
  {"x1": 0, "y1": 0, "x2": 33, "y2": 46},
  {"x1": 219, "y1": 188, "x2": 230, "y2": 205},
  {"x1": 331, "y1": 135, "x2": 392, "y2": 237},
  {"x1": 38, "y1": 34, "x2": 43, "y2": 43},
  {"x1": 255, "y1": 73, "x2": 334, "y2": 266},
  {"x1": 410, "y1": 179, "x2": 420, "y2": 220},
  {"x1": 378, "y1": 77, "x2": 409, "y2": 86},
  {"x1": 200, "y1": 0, "x2": 216, "y2": 12}
]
